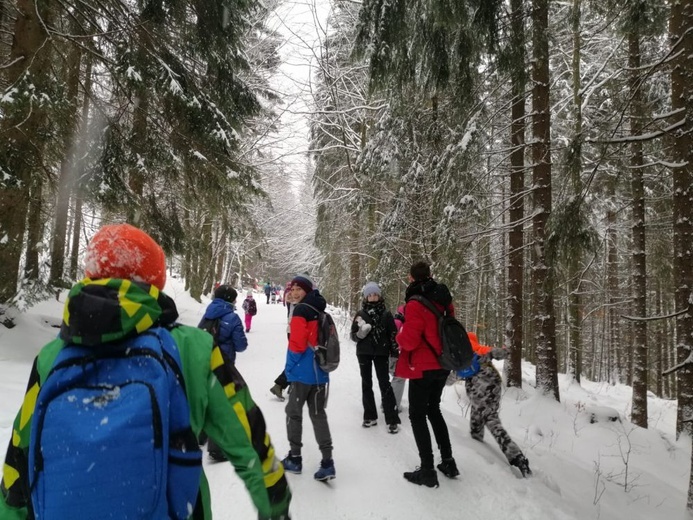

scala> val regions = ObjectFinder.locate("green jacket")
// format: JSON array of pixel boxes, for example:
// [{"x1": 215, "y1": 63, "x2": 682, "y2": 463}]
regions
[{"x1": 0, "y1": 278, "x2": 272, "y2": 520}]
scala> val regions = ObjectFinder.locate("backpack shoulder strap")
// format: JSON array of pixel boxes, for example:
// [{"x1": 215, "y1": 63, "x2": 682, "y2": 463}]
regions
[{"x1": 409, "y1": 295, "x2": 443, "y2": 318}]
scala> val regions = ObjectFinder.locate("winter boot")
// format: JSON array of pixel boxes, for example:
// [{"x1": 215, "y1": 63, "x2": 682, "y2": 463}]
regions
[
  {"x1": 362, "y1": 419, "x2": 378, "y2": 428},
  {"x1": 403, "y1": 467, "x2": 439, "y2": 488},
  {"x1": 270, "y1": 384, "x2": 285, "y2": 401},
  {"x1": 510, "y1": 454, "x2": 532, "y2": 477},
  {"x1": 436, "y1": 458, "x2": 459, "y2": 478},
  {"x1": 314, "y1": 459, "x2": 336, "y2": 481},
  {"x1": 282, "y1": 453, "x2": 302, "y2": 474},
  {"x1": 388, "y1": 424, "x2": 400, "y2": 434}
]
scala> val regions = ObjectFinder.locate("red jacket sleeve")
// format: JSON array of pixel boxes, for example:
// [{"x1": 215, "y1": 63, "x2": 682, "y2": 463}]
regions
[{"x1": 289, "y1": 315, "x2": 308, "y2": 354}]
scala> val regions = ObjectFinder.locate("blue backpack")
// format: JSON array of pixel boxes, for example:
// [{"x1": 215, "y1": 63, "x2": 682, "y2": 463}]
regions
[{"x1": 28, "y1": 327, "x2": 202, "y2": 520}]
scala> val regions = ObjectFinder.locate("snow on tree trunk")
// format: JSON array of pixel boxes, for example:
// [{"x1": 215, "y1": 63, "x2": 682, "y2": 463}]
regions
[{"x1": 531, "y1": 0, "x2": 560, "y2": 401}]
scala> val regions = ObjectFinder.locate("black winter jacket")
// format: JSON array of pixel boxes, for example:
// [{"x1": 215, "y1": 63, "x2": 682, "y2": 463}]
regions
[{"x1": 350, "y1": 304, "x2": 398, "y2": 357}]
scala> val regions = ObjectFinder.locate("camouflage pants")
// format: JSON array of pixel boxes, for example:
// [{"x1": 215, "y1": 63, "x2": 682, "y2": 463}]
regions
[{"x1": 464, "y1": 364, "x2": 522, "y2": 463}]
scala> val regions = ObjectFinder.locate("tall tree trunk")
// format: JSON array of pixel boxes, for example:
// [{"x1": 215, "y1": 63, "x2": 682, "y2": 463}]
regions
[
  {"x1": 567, "y1": 0, "x2": 583, "y2": 384},
  {"x1": 0, "y1": 0, "x2": 53, "y2": 303},
  {"x1": 349, "y1": 223, "x2": 361, "y2": 312},
  {"x1": 670, "y1": 0, "x2": 693, "y2": 445},
  {"x1": 24, "y1": 175, "x2": 43, "y2": 280},
  {"x1": 66, "y1": 61, "x2": 93, "y2": 283},
  {"x1": 629, "y1": 32, "x2": 648, "y2": 428},
  {"x1": 671, "y1": 0, "x2": 693, "y2": 510},
  {"x1": 68, "y1": 196, "x2": 83, "y2": 281},
  {"x1": 606, "y1": 177, "x2": 621, "y2": 386},
  {"x1": 50, "y1": 40, "x2": 84, "y2": 286},
  {"x1": 531, "y1": 0, "x2": 559, "y2": 401},
  {"x1": 506, "y1": 0, "x2": 526, "y2": 386}
]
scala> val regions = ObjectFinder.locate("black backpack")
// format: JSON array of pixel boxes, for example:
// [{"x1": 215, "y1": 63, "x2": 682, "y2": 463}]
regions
[
  {"x1": 409, "y1": 295, "x2": 474, "y2": 371},
  {"x1": 298, "y1": 303, "x2": 340, "y2": 372},
  {"x1": 198, "y1": 317, "x2": 221, "y2": 344}
]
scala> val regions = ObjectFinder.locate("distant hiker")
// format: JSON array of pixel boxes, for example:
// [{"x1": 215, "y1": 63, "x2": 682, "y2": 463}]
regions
[
  {"x1": 242, "y1": 290, "x2": 258, "y2": 333},
  {"x1": 270, "y1": 282, "x2": 295, "y2": 401},
  {"x1": 264, "y1": 281, "x2": 272, "y2": 304},
  {"x1": 199, "y1": 285, "x2": 248, "y2": 365},
  {"x1": 460, "y1": 332, "x2": 531, "y2": 477},
  {"x1": 351, "y1": 282, "x2": 401, "y2": 433},
  {"x1": 390, "y1": 304, "x2": 407, "y2": 410},
  {"x1": 396, "y1": 261, "x2": 459, "y2": 488},
  {"x1": 281, "y1": 275, "x2": 336, "y2": 481},
  {"x1": 0, "y1": 224, "x2": 275, "y2": 520}
]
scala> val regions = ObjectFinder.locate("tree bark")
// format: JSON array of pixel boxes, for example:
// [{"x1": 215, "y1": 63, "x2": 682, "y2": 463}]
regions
[
  {"x1": 669, "y1": 0, "x2": 693, "y2": 450},
  {"x1": 0, "y1": 0, "x2": 53, "y2": 303},
  {"x1": 506, "y1": 0, "x2": 526, "y2": 388},
  {"x1": 50, "y1": 39, "x2": 84, "y2": 286},
  {"x1": 531, "y1": 0, "x2": 559, "y2": 401},
  {"x1": 628, "y1": 31, "x2": 648, "y2": 429}
]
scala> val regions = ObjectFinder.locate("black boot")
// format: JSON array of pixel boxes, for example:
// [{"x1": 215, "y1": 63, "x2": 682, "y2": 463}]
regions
[
  {"x1": 403, "y1": 467, "x2": 439, "y2": 488},
  {"x1": 510, "y1": 454, "x2": 532, "y2": 477},
  {"x1": 436, "y1": 458, "x2": 459, "y2": 478}
]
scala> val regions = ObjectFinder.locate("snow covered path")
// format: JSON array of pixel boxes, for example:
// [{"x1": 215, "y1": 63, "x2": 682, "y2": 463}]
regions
[{"x1": 0, "y1": 282, "x2": 689, "y2": 520}]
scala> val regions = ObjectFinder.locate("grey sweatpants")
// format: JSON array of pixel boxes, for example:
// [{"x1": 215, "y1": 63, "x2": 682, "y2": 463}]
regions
[{"x1": 285, "y1": 381, "x2": 333, "y2": 461}]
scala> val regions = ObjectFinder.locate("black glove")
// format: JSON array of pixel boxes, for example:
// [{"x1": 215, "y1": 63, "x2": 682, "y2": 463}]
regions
[{"x1": 394, "y1": 312, "x2": 404, "y2": 323}]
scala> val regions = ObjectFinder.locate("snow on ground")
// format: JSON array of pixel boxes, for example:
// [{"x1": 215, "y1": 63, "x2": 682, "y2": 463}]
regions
[{"x1": 0, "y1": 276, "x2": 690, "y2": 520}]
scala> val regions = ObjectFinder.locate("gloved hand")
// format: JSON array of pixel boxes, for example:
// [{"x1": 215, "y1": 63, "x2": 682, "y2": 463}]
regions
[
  {"x1": 394, "y1": 311, "x2": 405, "y2": 323},
  {"x1": 355, "y1": 316, "x2": 372, "y2": 339},
  {"x1": 491, "y1": 347, "x2": 509, "y2": 360}
]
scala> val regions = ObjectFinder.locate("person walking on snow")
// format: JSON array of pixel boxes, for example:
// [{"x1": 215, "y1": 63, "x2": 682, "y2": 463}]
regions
[
  {"x1": 199, "y1": 285, "x2": 248, "y2": 365},
  {"x1": 460, "y1": 332, "x2": 531, "y2": 477},
  {"x1": 264, "y1": 281, "x2": 272, "y2": 304},
  {"x1": 351, "y1": 282, "x2": 401, "y2": 433},
  {"x1": 242, "y1": 291, "x2": 258, "y2": 333},
  {"x1": 395, "y1": 261, "x2": 459, "y2": 488},
  {"x1": 281, "y1": 275, "x2": 336, "y2": 481},
  {"x1": 0, "y1": 224, "x2": 277, "y2": 520}
]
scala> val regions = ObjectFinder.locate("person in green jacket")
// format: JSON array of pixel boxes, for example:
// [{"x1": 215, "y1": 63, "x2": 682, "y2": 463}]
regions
[{"x1": 0, "y1": 224, "x2": 288, "y2": 519}]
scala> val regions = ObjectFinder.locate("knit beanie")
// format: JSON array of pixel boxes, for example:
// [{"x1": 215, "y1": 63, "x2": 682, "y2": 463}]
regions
[
  {"x1": 291, "y1": 275, "x2": 313, "y2": 294},
  {"x1": 214, "y1": 285, "x2": 237, "y2": 303},
  {"x1": 84, "y1": 223, "x2": 167, "y2": 290},
  {"x1": 362, "y1": 281, "x2": 382, "y2": 299}
]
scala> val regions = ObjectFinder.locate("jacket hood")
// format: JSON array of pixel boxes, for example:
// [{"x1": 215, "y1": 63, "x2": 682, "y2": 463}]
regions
[
  {"x1": 300, "y1": 289, "x2": 327, "y2": 312},
  {"x1": 405, "y1": 278, "x2": 452, "y2": 307},
  {"x1": 204, "y1": 298, "x2": 236, "y2": 319},
  {"x1": 60, "y1": 278, "x2": 178, "y2": 346}
]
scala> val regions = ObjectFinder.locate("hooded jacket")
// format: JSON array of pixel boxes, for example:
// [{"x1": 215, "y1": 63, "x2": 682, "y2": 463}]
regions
[
  {"x1": 350, "y1": 301, "x2": 398, "y2": 357},
  {"x1": 200, "y1": 298, "x2": 247, "y2": 364},
  {"x1": 0, "y1": 278, "x2": 272, "y2": 520},
  {"x1": 285, "y1": 290, "x2": 329, "y2": 384},
  {"x1": 395, "y1": 278, "x2": 455, "y2": 379}
]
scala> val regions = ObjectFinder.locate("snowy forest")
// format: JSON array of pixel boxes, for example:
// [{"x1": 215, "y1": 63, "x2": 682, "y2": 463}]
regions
[{"x1": 0, "y1": 0, "x2": 692, "y2": 508}]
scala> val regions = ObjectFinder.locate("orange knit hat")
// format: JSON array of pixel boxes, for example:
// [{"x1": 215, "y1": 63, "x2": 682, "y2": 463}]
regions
[{"x1": 84, "y1": 224, "x2": 167, "y2": 290}]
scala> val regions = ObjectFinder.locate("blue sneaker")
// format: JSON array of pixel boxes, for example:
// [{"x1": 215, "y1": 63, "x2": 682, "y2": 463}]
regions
[
  {"x1": 314, "y1": 459, "x2": 336, "y2": 481},
  {"x1": 282, "y1": 453, "x2": 302, "y2": 474}
]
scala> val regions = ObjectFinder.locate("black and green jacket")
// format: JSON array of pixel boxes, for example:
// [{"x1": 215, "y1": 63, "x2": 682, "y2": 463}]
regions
[{"x1": 0, "y1": 278, "x2": 284, "y2": 519}]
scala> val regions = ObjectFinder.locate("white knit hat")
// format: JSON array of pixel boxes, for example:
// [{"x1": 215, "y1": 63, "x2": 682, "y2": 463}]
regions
[{"x1": 362, "y1": 281, "x2": 382, "y2": 299}]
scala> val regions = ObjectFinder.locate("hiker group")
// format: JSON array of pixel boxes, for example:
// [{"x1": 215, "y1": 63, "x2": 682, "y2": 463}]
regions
[{"x1": 0, "y1": 224, "x2": 530, "y2": 520}]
